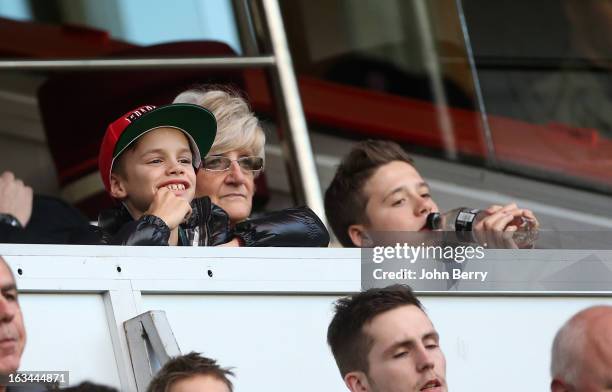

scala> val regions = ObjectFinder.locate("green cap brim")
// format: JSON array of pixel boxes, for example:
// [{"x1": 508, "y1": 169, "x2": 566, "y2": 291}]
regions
[{"x1": 113, "y1": 103, "x2": 217, "y2": 166}]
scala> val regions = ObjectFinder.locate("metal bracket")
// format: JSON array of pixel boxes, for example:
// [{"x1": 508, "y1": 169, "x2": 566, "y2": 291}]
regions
[{"x1": 124, "y1": 311, "x2": 181, "y2": 392}]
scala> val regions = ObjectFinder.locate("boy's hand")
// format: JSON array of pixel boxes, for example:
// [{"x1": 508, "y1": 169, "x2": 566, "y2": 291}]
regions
[
  {"x1": 474, "y1": 203, "x2": 538, "y2": 231},
  {"x1": 146, "y1": 187, "x2": 192, "y2": 230},
  {"x1": 473, "y1": 203, "x2": 539, "y2": 248}
]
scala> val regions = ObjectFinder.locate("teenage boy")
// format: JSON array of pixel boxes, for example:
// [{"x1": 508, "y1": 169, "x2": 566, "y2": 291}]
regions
[
  {"x1": 94, "y1": 103, "x2": 329, "y2": 247},
  {"x1": 324, "y1": 139, "x2": 538, "y2": 247}
]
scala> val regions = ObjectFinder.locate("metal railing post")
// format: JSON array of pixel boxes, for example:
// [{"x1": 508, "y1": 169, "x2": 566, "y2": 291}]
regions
[{"x1": 256, "y1": 0, "x2": 328, "y2": 225}]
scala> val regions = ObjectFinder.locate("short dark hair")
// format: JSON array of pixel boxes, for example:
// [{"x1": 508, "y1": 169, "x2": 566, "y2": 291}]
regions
[
  {"x1": 327, "y1": 284, "x2": 423, "y2": 377},
  {"x1": 324, "y1": 140, "x2": 414, "y2": 247},
  {"x1": 147, "y1": 352, "x2": 234, "y2": 392},
  {"x1": 61, "y1": 381, "x2": 118, "y2": 392}
]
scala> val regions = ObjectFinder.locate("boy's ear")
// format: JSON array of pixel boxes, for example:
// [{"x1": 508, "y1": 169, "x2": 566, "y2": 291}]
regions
[
  {"x1": 348, "y1": 224, "x2": 367, "y2": 247},
  {"x1": 109, "y1": 173, "x2": 128, "y2": 199}
]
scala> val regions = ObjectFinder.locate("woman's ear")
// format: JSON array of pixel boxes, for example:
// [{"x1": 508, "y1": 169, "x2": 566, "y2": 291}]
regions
[{"x1": 109, "y1": 173, "x2": 128, "y2": 199}]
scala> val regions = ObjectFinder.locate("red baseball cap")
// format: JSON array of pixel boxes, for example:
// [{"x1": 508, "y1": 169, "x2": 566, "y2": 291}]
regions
[{"x1": 98, "y1": 103, "x2": 217, "y2": 194}]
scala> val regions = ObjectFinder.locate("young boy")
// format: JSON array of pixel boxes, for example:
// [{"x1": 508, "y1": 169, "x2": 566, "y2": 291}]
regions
[
  {"x1": 98, "y1": 103, "x2": 232, "y2": 246},
  {"x1": 95, "y1": 103, "x2": 329, "y2": 247}
]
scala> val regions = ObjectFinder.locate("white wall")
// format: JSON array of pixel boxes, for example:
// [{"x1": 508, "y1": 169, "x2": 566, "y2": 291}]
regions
[{"x1": 0, "y1": 246, "x2": 611, "y2": 391}]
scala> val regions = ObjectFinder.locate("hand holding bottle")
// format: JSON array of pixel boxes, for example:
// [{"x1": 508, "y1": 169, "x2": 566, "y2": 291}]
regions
[
  {"x1": 476, "y1": 203, "x2": 538, "y2": 248},
  {"x1": 427, "y1": 203, "x2": 539, "y2": 248},
  {"x1": 476, "y1": 203, "x2": 538, "y2": 232}
]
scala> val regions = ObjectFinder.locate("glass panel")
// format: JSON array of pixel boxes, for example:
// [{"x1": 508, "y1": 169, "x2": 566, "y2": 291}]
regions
[
  {"x1": 280, "y1": 0, "x2": 612, "y2": 194},
  {"x1": 462, "y1": 0, "x2": 612, "y2": 192},
  {"x1": 280, "y1": 0, "x2": 487, "y2": 162}
]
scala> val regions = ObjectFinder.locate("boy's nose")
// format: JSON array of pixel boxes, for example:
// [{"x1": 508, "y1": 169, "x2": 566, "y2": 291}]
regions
[
  {"x1": 168, "y1": 161, "x2": 185, "y2": 175},
  {"x1": 415, "y1": 197, "x2": 434, "y2": 216}
]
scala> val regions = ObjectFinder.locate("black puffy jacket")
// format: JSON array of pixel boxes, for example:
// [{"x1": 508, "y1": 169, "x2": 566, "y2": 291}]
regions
[{"x1": 79, "y1": 197, "x2": 329, "y2": 247}]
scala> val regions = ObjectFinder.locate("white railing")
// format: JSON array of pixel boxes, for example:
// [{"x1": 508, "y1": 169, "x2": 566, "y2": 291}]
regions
[{"x1": 1, "y1": 245, "x2": 611, "y2": 392}]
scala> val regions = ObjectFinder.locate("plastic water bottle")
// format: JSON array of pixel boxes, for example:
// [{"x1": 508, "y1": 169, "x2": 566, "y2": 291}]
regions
[{"x1": 426, "y1": 207, "x2": 538, "y2": 247}]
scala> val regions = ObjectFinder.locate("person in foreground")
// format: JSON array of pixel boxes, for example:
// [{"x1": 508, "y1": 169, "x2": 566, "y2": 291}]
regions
[
  {"x1": 327, "y1": 284, "x2": 447, "y2": 392},
  {"x1": 550, "y1": 305, "x2": 612, "y2": 392},
  {"x1": 0, "y1": 256, "x2": 27, "y2": 390},
  {"x1": 325, "y1": 139, "x2": 538, "y2": 247},
  {"x1": 87, "y1": 103, "x2": 328, "y2": 246},
  {"x1": 147, "y1": 352, "x2": 233, "y2": 392}
]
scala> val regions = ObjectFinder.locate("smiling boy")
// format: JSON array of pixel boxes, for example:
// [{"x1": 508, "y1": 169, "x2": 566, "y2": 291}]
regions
[
  {"x1": 109, "y1": 127, "x2": 197, "y2": 245},
  {"x1": 97, "y1": 103, "x2": 232, "y2": 246}
]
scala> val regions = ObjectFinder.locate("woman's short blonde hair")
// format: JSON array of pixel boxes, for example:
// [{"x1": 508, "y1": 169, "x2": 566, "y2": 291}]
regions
[{"x1": 173, "y1": 86, "x2": 266, "y2": 161}]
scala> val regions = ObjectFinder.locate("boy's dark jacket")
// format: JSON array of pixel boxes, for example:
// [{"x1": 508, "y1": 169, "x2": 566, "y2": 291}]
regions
[{"x1": 79, "y1": 196, "x2": 329, "y2": 247}]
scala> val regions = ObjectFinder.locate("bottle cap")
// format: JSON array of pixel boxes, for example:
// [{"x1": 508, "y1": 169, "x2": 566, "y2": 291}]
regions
[{"x1": 426, "y1": 212, "x2": 441, "y2": 230}]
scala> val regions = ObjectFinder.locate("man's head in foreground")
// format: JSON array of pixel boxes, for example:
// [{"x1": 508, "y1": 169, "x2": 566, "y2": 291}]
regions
[
  {"x1": 147, "y1": 352, "x2": 234, "y2": 392},
  {"x1": 551, "y1": 305, "x2": 612, "y2": 391},
  {"x1": 327, "y1": 285, "x2": 446, "y2": 392},
  {"x1": 324, "y1": 140, "x2": 438, "y2": 247},
  {"x1": 0, "y1": 256, "x2": 26, "y2": 375}
]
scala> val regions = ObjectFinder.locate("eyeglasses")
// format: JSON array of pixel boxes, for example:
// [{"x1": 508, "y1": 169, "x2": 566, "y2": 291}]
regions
[{"x1": 202, "y1": 155, "x2": 264, "y2": 172}]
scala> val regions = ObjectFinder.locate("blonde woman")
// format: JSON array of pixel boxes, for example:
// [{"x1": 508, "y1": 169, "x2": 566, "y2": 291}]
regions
[
  {"x1": 174, "y1": 86, "x2": 328, "y2": 246},
  {"x1": 174, "y1": 87, "x2": 264, "y2": 225}
]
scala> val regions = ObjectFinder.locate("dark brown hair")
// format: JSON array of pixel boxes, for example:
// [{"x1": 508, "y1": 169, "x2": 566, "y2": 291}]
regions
[
  {"x1": 324, "y1": 140, "x2": 414, "y2": 247},
  {"x1": 147, "y1": 352, "x2": 234, "y2": 392},
  {"x1": 327, "y1": 284, "x2": 423, "y2": 377},
  {"x1": 61, "y1": 381, "x2": 118, "y2": 392}
]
